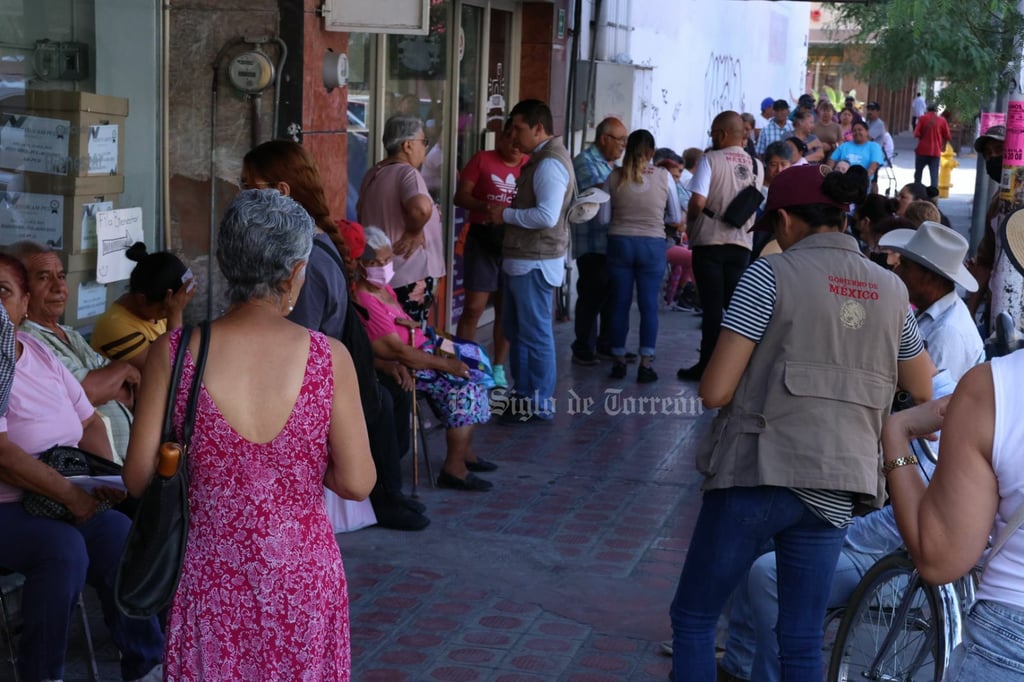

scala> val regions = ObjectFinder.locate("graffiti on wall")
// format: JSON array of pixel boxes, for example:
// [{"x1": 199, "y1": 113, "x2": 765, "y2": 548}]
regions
[{"x1": 704, "y1": 53, "x2": 745, "y2": 144}]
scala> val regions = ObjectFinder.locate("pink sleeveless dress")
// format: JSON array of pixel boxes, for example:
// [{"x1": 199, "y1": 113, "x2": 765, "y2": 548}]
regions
[{"x1": 163, "y1": 329, "x2": 350, "y2": 681}]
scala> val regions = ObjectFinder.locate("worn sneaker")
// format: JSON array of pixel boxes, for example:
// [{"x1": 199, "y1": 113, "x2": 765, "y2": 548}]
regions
[{"x1": 492, "y1": 364, "x2": 508, "y2": 388}]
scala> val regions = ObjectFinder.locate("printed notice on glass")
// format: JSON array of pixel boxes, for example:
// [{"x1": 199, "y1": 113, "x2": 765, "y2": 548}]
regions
[
  {"x1": 80, "y1": 200, "x2": 114, "y2": 251},
  {"x1": 87, "y1": 124, "x2": 119, "y2": 175},
  {"x1": 0, "y1": 113, "x2": 70, "y2": 174},
  {"x1": 95, "y1": 207, "x2": 143, "y2": 283},
  {"x1": 77, "y1": 280, "x2": 108, "y2": 319},
  {"x1": 0, "y1": 191, "x2": 64, "y2": 246},
  {"x1": 1000, "y1": 96, "x2": 1024, "y2": 204}
]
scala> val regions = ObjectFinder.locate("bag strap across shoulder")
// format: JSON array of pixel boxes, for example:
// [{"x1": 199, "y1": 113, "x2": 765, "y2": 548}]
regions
[
  {"x1": 161, "y1": 326, "x2": 193, "y2": 443},
  {"x1": 182, "y1": 321, "x2": 211, "y2": 450}
]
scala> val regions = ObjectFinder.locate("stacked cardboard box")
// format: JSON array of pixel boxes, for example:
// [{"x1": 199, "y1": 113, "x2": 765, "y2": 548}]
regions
[{"x1": 0, "y1": 90, "x2": 129, "y2": 327}]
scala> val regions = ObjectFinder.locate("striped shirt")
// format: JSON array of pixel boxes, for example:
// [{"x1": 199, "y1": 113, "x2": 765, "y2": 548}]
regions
[
  {"x1": 0, "y1": 305, "x2": 14, "y2": 417},
  {"x1": 723, "y1": 257, "x2": 925, "y2": 527}
]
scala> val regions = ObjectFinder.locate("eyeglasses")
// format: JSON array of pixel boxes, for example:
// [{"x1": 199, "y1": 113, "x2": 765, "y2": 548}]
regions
[
  {"x1": 603, "y1": 133, "x2": 627, "y2": 144},
  {"x1": 409, "y1": 137, "x2": 430, "y2": 147}
]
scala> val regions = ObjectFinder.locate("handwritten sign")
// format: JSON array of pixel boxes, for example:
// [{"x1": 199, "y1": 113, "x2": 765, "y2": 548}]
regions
[
  {"x1": 0, "y1": 191, "x2": 64, "y2": 246},
  {"x1": 95, "y1": 207, "x2": 143, "y2": 283}
]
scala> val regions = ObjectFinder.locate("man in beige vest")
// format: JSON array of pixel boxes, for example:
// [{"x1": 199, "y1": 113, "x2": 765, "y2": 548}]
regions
[
  {"x1": 679, "y1": 111, "x2": 764, "y2": 381},
  {"x1": 486, "y1": 99, "x2": 574, "y2": 424}
]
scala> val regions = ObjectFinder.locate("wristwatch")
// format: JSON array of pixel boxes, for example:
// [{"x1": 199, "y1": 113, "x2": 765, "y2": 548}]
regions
[{"x1": 882, "y1": 455, "x2": 919, "y2": 474}]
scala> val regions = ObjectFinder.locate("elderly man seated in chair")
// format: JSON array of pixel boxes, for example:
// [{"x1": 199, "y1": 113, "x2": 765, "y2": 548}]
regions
[{"x1": 5, "y1": 241, "x2": 138, "y2": 463}]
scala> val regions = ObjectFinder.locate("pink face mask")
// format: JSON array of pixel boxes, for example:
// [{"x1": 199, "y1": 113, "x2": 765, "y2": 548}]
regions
[{"x1": 364, "y1": 262, "x2": 394, "y2": 287}]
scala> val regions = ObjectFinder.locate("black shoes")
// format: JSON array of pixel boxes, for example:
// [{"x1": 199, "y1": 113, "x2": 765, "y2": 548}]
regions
[
  {"x1": 637, "y1": 365, "x2": 658, "y2": 383},
  {"x1": 610, "y1": 362, "x2": 627, "y2": 379},
  {"x1": 466, "y1": 458, "x2": 498, "y2": 472},
  {"x1": 437, "y1": 470, "x2": 493, "y2": 491},
  {"x1": 571, "y1": 349, "x2": 600, "y2": 366},
  {"x1": 598, "y1": 350, "x2": 638, "y2": 363},
  {"x1": 677, "y1": 363, "x2": 705, "y2": 381},
  {"x1": 371, "y1": 496, "x2": 430, "y2": 531}
]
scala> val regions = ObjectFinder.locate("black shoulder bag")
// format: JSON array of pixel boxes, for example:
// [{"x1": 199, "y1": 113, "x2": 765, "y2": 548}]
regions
[
  {"x1": 718, "y1": 158, "x2": 763, "y2": 229},
  {"x1": 313, "y1": 238, "x2": 382, "y2": 422},
  {"x1": 115, "y1": 321, "x2": 210, "y2": 618}
]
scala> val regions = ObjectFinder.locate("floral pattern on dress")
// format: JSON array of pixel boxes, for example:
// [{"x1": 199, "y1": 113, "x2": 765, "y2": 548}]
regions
[{"x1": 163, "y1": 329, "x2": 350, "y2": 681}]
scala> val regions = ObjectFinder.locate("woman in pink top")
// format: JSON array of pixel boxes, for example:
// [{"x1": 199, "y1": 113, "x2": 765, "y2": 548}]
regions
[
  {"x1": 0, "y1": 253, "x2": 164, "y2": 681},
  {"x1": 352, "y1": 226, "x2": 495, "y2": 492},
  {"x1": 357, "y1": 115, "x2": 447, "y2": 323}
]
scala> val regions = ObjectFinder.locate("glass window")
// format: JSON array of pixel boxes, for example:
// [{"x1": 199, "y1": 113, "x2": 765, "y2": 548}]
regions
[
  {"x1": 346, "y1": 32, "x2": 374, "y2": 221},
  {"x1": 0, "y1": 0, "x2": 160, "y2": 328}
]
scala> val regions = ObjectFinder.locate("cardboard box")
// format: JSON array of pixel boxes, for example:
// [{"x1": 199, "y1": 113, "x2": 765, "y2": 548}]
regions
[
  {"x1": 0, "y1": 90, "x2": 128, "y2": 177},
  {"x1": 63, "y1": 268, "x2": 108, "y2": 328},
  {"x1": 0, "y1": 173, "x2": 120, "y2": 253}
]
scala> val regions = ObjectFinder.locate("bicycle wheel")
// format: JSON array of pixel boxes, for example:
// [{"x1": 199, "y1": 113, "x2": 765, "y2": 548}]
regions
[{"x1": 827, "y1": 551, "x2": 945, "y2": 682}]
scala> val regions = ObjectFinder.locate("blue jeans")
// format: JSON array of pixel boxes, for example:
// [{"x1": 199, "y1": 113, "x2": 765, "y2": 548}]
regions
[
  {"x1": 670, "y1": 486, "x2": 847, "y2": 682},
  {"x1": 502, "y1": 268, "x2": 556, "y2": 414},
  {"x1": 721, "y1": 547, "x2": 877, "y2": 681},
  {"x1": 0, "y1": 503, "x2": 164, "y2": 681},
  {"x1": 607, "y1": 236, "x2": 667, "y2": 357},
  {"x1": 945, "y1": 600, "x2": 1024, "y2": 680}
]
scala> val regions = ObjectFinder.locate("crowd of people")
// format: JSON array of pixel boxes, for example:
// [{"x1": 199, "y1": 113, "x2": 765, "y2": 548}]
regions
[{"x1": 2, "y1": 85, "x2": 1024, "y2": 681}]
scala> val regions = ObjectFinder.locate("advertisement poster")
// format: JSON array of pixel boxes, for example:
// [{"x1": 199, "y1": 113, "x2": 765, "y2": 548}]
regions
[
  {"x1": 1000, "y1": 96, "x2": 1024, "y2": 208},
  {"x1": 95, "y1": 207, "x2": 143, "y2": 283}
]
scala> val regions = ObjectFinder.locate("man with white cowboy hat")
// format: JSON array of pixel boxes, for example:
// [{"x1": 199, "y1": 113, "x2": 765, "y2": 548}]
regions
[{"x1": 880, "y1": 221, "x2": 984, "y2": 381}]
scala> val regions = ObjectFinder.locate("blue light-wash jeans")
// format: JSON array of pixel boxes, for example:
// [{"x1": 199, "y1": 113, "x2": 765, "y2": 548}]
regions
[
  {"x1": 720, "y1": 547, "x2": 878, "y2": 681},
  {"x1": 945, "y1": 600, "x2": 1024, "y2": 680},
  {"x1": 606, "y1": 235, "x2": 668, "y2": 358},
  {"x1": 670, "y1": 486, "x2": 847, "y2": 682},
  {"x1": 502, "y1": 267, "x2": 556, "y2": 414},
  {"x1": 0, "y1": 503, "x2": 164, "y2": 681}
]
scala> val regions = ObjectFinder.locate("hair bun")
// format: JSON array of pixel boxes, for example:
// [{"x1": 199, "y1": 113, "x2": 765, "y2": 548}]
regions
[
  {"x1": 126, "y1": 242, "x2": 148, "y2": 262},
  {"x1": 823, "y1": 165, "x2": 869, "y2": 205}
]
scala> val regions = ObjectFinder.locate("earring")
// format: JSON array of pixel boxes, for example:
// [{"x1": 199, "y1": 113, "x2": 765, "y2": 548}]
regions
[{"x1": 287, "y1": 296, "x2": 294, "y2": 313}]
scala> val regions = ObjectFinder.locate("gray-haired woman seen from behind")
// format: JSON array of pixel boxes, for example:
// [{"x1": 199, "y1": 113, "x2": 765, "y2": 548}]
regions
[
  {"x1": 123, "y1": 189, "x2": 375, "y2": 679},
  {"x1": 356, "y1": 115, "x2": 446, "y2": 322}
]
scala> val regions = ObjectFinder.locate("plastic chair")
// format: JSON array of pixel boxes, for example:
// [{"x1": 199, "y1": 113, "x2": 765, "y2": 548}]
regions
[{"x1": 0, "y1": 569, "x2": 100, "y2": 682}]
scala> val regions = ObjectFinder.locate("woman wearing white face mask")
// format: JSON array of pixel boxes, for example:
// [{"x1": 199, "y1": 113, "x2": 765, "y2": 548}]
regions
[{"x1": 351, "y1": 226, "x2": 495, "y2": 492}]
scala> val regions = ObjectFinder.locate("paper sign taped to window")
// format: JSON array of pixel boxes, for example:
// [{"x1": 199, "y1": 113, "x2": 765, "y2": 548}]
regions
[
  {"x1": 0, "y1": 191, "x2": 63, "y2": 246},
  {"x1": 77, "y1": 280, "x2": 107, "y2": 319},
  {"x1": 95, "y1": 207, "x2": 143, "y2": 283},
  {"x1": 80, "y1": 200, "x2": 113, "y2": 251},
  {"x1": 87, "y1": 125, "x2": 118, "y2": 175},
  {"x1": 0, "y1": 113, "x2": 70, "y2": 174}
]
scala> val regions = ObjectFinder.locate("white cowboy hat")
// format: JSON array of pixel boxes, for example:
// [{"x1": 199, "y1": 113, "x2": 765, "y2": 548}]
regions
[
  {"x1": 1001, "y1": 207, "x2": 1024, "y2": 277},
  {"x1": 567, "y1": 187, "x2": 610, "y2": 224},
  {"x1": 878, "y1": 221, "x2": 978, "y2": 292}
]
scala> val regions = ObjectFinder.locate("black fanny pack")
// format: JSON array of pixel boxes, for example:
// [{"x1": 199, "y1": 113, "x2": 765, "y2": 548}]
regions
[{"x1": 703, "y1": 159, "x2": 762, "y2": 229}]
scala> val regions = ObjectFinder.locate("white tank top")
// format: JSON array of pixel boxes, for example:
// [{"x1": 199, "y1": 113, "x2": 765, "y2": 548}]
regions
[{"x1": 977, "y1": 349, "x2": 1024, "y2": 608}]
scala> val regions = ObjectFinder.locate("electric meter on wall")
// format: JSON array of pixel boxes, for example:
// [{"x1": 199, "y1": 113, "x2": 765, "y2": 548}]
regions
[{"x1": 228, "y1": 51, "x2": 275, "y2": 94}]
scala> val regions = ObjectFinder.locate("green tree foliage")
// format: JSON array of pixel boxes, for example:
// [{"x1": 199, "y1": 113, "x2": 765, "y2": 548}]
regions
[{"x1": 830, "y1": 0, "x2": 1024, "y2": 120}]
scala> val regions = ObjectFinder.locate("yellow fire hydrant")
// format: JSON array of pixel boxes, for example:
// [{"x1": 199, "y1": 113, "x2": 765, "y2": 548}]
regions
[{"x1": 939, "y1": 143, "x2": 958, "y2": 198}]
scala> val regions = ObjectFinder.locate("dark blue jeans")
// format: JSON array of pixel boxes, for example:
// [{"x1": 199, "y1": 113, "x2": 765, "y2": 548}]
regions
[
  {"x1": 914, "y1": 154, "x2": 941, "y2": 189},
  {"x1": 607, "y1": 236, "x2": 668, "y2": 357},
  {"x1": 670, "y1": 487, "x2": 847, "y2": 682},
  {"x1": 0, "y1": 503, "x2": 164, "y2": 681}
]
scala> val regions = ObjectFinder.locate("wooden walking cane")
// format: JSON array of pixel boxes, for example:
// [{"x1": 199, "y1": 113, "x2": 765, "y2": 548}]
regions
[{"x1": 396, "y1": 318, "x2": 422, "y2": 497}]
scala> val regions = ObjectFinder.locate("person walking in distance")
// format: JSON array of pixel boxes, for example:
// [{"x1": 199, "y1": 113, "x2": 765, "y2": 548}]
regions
[
  {"x1": 487, "y1": 99, "x2": 575, "y2": 424},
  {"x1": 570, "y1": 116, "x2": 630, "y2": 366},
  {"x1": 912, "y1": 103, "x2": 951, "y2": 191},
  {"x1": 678, "y1": 111, "x2": 764, "y2": 381}
]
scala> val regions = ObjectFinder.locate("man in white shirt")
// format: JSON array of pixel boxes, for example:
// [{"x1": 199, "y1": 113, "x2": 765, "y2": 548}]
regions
[
  {"x1": 911, "y1": 92, "x2": 927, "y2": 128},
  {"x1": 880, "y1": 221, "x2": 984, "y2": 381}
]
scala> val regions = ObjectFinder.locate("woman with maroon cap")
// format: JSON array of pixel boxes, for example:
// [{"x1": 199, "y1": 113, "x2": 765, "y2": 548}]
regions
[{"x1": 668, "y1": 164, "x2": 936, "y2": 681}]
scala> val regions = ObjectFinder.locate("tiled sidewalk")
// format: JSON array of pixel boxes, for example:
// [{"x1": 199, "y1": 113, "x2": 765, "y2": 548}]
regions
[{"x1": 43, "y1": 305, "x2": 708, "y2": 681}]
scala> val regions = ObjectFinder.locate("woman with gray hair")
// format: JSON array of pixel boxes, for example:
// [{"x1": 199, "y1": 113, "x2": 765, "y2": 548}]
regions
[
  {"x1": 123, "y1": 188, "x2": 375, "y2": 679},
  {"x1": 356, "y1": 115, "x2": 446, "y2": 322},
  {"x1": 348, "y1": 225, "x2": 496, "y2": 492}
]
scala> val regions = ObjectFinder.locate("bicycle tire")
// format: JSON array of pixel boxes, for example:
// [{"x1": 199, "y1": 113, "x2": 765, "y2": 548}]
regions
[{"x1": 827, "y1": 551, "x2": 945, "y2": 682}]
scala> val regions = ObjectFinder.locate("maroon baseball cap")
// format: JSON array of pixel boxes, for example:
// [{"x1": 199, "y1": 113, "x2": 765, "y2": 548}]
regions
[{"x1": 750, "y1": 164, "x2": 848, "y2": 232}]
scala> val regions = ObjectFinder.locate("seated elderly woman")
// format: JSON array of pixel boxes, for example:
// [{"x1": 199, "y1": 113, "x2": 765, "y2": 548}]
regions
[
  {"x1": 350, "y1": 226, "x2": 495, "y2": 492},
  {"x1": 6, "y1": 240, "x2": 139, "y2": 463},
  {"x1": 0, "y1": 253, "x2": 163, "y2": 682},
  {"x1": 91, "y1": 243, "x2": 195, "y2": 370}
]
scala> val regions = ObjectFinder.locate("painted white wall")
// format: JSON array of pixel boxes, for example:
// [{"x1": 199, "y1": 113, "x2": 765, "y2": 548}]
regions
[{"x1": 575, "y1": 0, "x2": 810, "y2": 153}]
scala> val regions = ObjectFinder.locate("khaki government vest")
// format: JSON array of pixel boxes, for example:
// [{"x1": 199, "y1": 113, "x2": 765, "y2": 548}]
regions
[
  {"x1": 689, "y1": 145, "x2": 763, "y2": 248},
  {"x1": 698, "y1": 232, "x2": 911, "y2": 509},
  {"x1": 503, "y1": 136, "x2": 575, "y2": 260}
]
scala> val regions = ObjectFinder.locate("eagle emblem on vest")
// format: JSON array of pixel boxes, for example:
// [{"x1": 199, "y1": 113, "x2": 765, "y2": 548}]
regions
[{"x1": 839, "y1": 300, "x2": 867, "y2": 329}]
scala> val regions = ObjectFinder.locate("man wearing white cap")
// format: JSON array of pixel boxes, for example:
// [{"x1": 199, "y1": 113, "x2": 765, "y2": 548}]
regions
[{"x1": 880, "y1": 221, "x2": 984, "y2": 381}]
